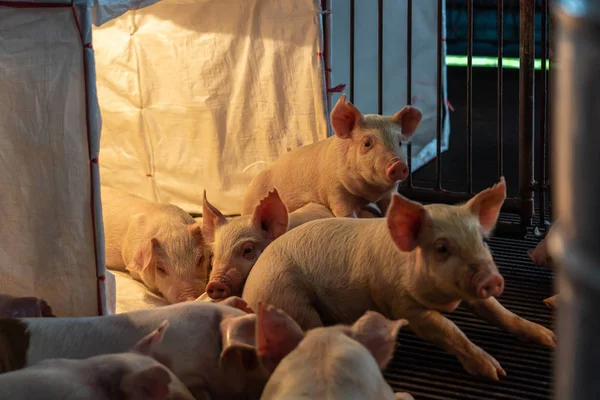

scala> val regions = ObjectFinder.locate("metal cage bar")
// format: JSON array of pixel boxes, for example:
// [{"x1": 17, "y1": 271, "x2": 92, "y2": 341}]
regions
[{"x1": 333, "y1": 1, "x2": 553, "y2": 237}]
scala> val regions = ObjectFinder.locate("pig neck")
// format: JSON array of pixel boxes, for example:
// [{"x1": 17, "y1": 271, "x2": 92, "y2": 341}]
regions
[
  {"x1": 327, "y1": 139, "x2": 393, "y2": 204},
  {"x1": 373, "y1": 225, "x2": 462, "y2": 313}
]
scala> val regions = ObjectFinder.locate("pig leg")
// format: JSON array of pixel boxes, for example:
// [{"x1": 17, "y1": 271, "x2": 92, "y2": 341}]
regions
[
  {"x1": 407, "y1": 310, "x2": 506, "y2": 380},
  {"x1": 543, "y1": 294, "x2": 559, "y2": 309},
  {"x1": 466, "y1": 297, "x2": 556, "y2": 347}
]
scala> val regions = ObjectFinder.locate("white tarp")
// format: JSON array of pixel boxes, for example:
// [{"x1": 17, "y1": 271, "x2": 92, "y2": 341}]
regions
[
  {"x1": 93, "y1": 0, "x2": 329, "y2": 216},
  {"x1": 330, "y1": 0, "x2": 450, "y2": 171},
  {"x1": 0, "y1": 5, "x2": 107, "y2": 317}
]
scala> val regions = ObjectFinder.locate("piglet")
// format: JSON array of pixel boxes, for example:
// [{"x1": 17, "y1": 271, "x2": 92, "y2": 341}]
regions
[
  {"x1": 241, "y1": 94, "x2": 422, "y2": 218},
  {"x1": 242, "y1": 177, "x2": 556, "y2": 380},
  {"x1": 0, "y1": 298, "x2": 268, "y2": 399},
  {"x1": 257, "y1": 304, "x2": 413, "y2": 400},
  {"x1": 527, "y1": 223, "x2": 557, "y2": 270},
  {"x1": 202, "y1": 190, "x2": 333, "y2": 300},
  {"x1": 101, "y1": 186, "x2": 211, "y2": 304},
  {"x1": 0, "y1": 293, "x2": 55, "y2": 318},
  {"x1": 0, "y1": 320, "x2": 194, "y2": 400}
]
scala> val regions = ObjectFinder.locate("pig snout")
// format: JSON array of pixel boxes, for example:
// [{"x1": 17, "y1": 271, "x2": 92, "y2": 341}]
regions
[
  {"x1": 205, "y1": 267, "x2": 243, "y2": 300},
  {"x1": 476, "y1": 273, "x2": 504, "y2": 299},
  {"x1": 206, "y1": 281, "x2": 232, "y2": 300},
  {"x1": 386, "y1": 160, "x2": 409, "y2": 182}
]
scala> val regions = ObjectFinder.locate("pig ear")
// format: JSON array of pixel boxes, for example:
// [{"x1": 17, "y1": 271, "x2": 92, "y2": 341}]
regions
[
  {"x1": 348, "y1": 311, "x2": 408, "y2": 370},
  {"x1": 202, "y1": 191, "x2": 228, "y2": 244},
  {"x1": 121, "y1": 364, "x2": 171, "y2": 400},
  {"x1": 391, "y1": 105, "x2": 423, "y2": 139},
  {"x1": 187, "y1": 222, "x2": 206, "y2": 247},
  {"x1": 219, "y1": 314, "x2": 259, "y2": 372},
  {"x1": 256, "y1": 302, "x2": 305, "y2": 373},
  {"x1": 464, "y1": 177, "x2": 506, "y2": 235},
  {"x1": 132, "y1": 320, "x2": 169, "y2": 355},
  {"x1": 330, "y1": 94, "x2": 364, "y2": 139},
  {"x1": 251, "y1": 189, "x2": 289, "y2": 241},
  {"x1": 387, "y1": 194, "x2": 428, "y2": 252},
  {"x1": 128, "y1": 238, "x2": 160, "y2": 272}
]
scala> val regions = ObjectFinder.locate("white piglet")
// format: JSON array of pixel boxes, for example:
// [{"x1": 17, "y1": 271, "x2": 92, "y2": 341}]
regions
[
  {"x1": 243, "y1": 178, "x2": 556, "y2": 380},
  {"x1": 101, "y1": 186, "x2": 211, "y2": 303},
  {"x1": 0, "y1": 321, "x2": 195, "y2": 400},
  {"x1": 241, "y1": 94, "x2": 422, "y2": 218},
  {"x1": 0, "y1": 298, "x2": 267, "y2": 400},
  {"x1": 257, "y1": 304, "x2": 414, "y2": 400}
]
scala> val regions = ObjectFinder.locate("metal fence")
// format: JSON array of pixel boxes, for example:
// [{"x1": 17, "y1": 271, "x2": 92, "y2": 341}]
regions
[{"x1": 320, "y1": 0, "x2": 553, "y2": 238}]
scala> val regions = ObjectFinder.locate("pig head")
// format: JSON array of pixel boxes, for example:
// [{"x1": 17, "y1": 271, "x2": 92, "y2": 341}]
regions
[
  {"x1": 387, "y1": 178, "x2": 507, "y2": 305},
  {"x1": 323, "y1": 94, "x2": 421, "y2": 213},
  {"x1": 259, "y1": 307, "x2": 412, "y2": 400},
  {"x1": 125, "y1": 222, "x2": 210, "y2": 304},
  {"x1": 202, "y1": 190, "x2": 288, "y2": 300}
]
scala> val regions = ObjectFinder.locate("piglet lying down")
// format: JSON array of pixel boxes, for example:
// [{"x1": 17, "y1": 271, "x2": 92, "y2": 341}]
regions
[
  {"x1": 0, "y1": 298, "x2": 266, "y2": 400},
  {"x1": 257, "y1": 304, "x2": 413, "y2": 400},
  {"x1": 0, "y1": 321, "x2": 194, "y2": 400},
  {"x1": 243, "y1": 177, "x2": 556, "y2": 380}
]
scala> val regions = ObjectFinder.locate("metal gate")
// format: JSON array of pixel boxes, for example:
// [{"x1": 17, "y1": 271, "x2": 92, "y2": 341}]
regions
[{"x1": 320, "y1": 0, "x2": 553, "y2": 238}]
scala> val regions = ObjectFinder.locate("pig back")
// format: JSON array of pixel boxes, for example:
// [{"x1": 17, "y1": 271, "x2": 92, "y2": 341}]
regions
[
  {"x1": 244, "y1": 218, "x2": 390, "y2": 326},
  {"x1": 243, "y1": 138, "x2": 335, "y2": 215}
]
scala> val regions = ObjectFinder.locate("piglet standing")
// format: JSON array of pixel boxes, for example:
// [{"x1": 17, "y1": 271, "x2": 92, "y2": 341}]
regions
[
  {"x1": 101, "y1": 186, "x2": 211, "y2": 303},
  {"x1": 202, "y1": 190, "x2": 333, "y2": 300},
  {"x1": 257, "y1": 304, "x2": 413, "y2": 400},
  {"x1": 242, "y1": 177, "x2": 556, "y2": 380},
  {"x1": 0, "y1": 293, "x2": 55, "y2": 318},
  {"x1": 241, "y1": 94, "x2": 422, "y2": 218},
  {"x1": 0, "y1": 320, "x2": 195, "y2": 400}
]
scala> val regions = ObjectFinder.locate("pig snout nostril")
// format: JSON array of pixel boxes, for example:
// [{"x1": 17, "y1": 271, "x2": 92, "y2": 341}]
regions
[{"x1": 205, "y1": 281, "x2": 231, "y2": 300}]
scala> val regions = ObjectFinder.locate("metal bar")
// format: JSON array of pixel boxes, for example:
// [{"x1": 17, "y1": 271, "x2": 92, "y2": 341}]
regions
[
  {"x1": 497, "y1": 0, "x2": 504, "y2": 179},
  {"x1": 537, "y1": 0, "x2": 549, "y2": 230},
  {"x1": 435, "y1": 0, "x2": 443, "y2": 191},
  {"x1": 349, "y1": 0, "x2": 355, "y2": 104},
  {"x1": 547, "y1": 0, "x2": 554, "y2": 223},
  {"x1": 377, "y1": 0, "x2": 383, "y2": 115},
  {"x1": 553, "y1": 1, "x2": 600, "y2": 398},
  {"x1": 321, "y1": 0, "x2": 332, "y2": 113},
  {"x1": 466, "y1": 0, "x2": 473, "y2": 194},
  {"x1": 406, "y1": 0, "x2": 413, "y2": 188},
  {"x1": 518, "y1": 0, "x2": 535, "y2": 227}
]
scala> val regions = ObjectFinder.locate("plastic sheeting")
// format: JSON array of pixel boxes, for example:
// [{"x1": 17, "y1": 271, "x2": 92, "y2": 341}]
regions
[
  {"x1": 330, "y1": 0, "x2": 450, "y2": 171},
  {"x1": 93, "y1": 0, "x2": 329, "y2": 216},
  {"x1": 0, "y1": 4, "x2": 107, "y2": 317}
]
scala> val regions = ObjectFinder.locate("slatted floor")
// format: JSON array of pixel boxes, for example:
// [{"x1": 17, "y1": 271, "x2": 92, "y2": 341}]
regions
[{"x1": 383, "y1": 211, "x2": 555, "y2": 400}]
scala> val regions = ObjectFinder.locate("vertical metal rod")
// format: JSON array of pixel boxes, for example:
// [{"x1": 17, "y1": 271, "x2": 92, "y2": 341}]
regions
[
  {"x1": 349, "y1": 0, "x2": 355, "y2": 104},
  {"x1": 547, "y1": 0, "x2": 554, "y2": 223},
  {"x1": 538, "y1": 0, "x2": 549, "y2": 229},
  {"x1": 518, "y1": 0, "x2": 535, "y2": 226},
  {"x1": 377, "y1": 0, "x2": 383, "y2": 115},
  {"x1": 435, "y1": 0, "x2": 443, "y2": 190},
  {"x1": 321, "y1": 0, "x2": 332, "y2": 113},
  {"x1": 497, "y1": 0, "x2": 504, "y2": 179},
  {"x1": 406, "y1": 0, "x2": 413, "y2": 188},
  {"x1": 466, "y1": 0, "x2": 473, "y2": 194},
  {"x1": 552, "y1": 1, "x2": 600, "y2": 398}
]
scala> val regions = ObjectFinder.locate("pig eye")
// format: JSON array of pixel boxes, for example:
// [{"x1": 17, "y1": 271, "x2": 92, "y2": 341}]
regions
[
  {"x1": 156, "y1": 266, "x2": 167, "y2": 277},
  {"x1": 242, "y1": 243, "x2": 256, "y2": 260},
  {"x1": 434, "y1": 239, "x2": 450, "y2": 255},
  {"x1": 363, "y1": 139, "x2": 372, "y2": 148}
]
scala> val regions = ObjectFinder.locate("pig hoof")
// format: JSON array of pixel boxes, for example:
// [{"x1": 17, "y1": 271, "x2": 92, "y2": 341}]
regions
[
  {"x1": 543, "y1": 294, "x2": 559, "y2": 310},
  {"x1": 460, "y1": 347, "x2": 506, "y2": 381},
  {"x1": 516, "y1": 321, "x2": 557, "y2": 348},
  {"x1": 395, "y1": 392, "x2": 415, "y2": 400}
]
